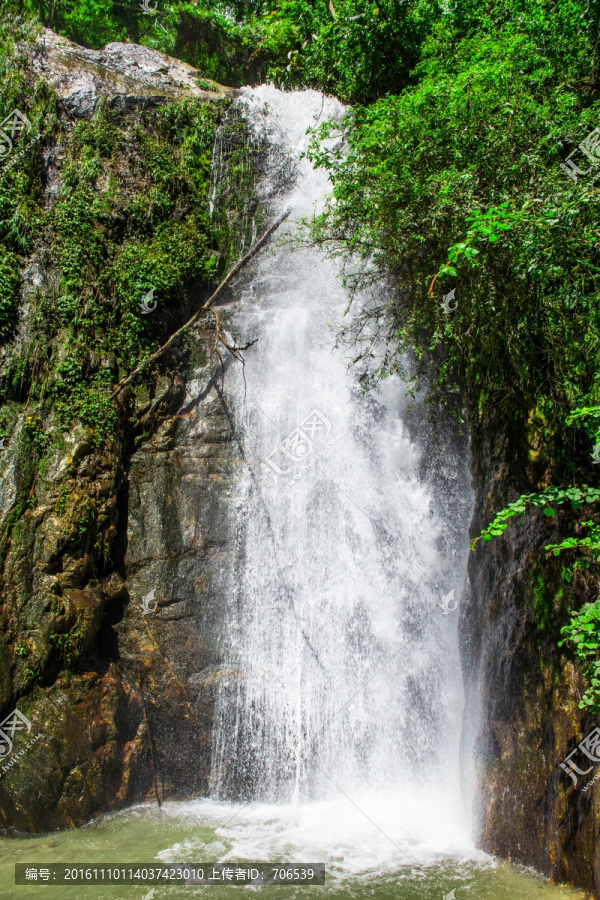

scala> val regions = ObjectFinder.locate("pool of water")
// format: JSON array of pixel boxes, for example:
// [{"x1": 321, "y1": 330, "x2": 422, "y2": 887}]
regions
[{"x1": 0, "y1": 795, "x2": 587, "y2": 899}]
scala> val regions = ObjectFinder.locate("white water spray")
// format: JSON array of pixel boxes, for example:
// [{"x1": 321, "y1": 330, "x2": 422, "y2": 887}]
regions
[{"x1": 208, "y1": 87, "x2": 473, "y2": 867}]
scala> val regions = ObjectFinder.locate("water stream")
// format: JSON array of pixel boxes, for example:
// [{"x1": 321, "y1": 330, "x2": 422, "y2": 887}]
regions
[
  {"x1": 0, "y1": 88, "x2": 586, "y2": 900},
  {"x1": 212, "y1": 87, "x2": 471, "y2": 815}
]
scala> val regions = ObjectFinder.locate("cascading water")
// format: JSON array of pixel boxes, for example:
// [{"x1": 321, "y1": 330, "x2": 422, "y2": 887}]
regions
[
  {"x1": 0, "y1": 86, "x2": 587, "y2": 900},
  {"x1": 207, "y1": 86, "x2": 475, "y2": 868}
]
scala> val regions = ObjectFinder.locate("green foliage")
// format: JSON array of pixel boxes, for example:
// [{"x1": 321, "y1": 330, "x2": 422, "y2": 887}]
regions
[
  {"x1": 435, "y1": 203, "x2": 525, "y2": 282},
  {"x1": 55, "y1": 484, "x2": 69, "y2": 515},
  {"x1": 566, "y1": 405, "x2": 600, "y2": 450},
  {"x1": 528, "y1": 565, "x2": 563, "y2": 636},
  {"x1": 559, "y1": 599, "x2": 600, "y2": 712},
  {"x1": 170, "y1": 4, "x2": 263, "y2": 87},
  {"x1": 49, "y1": 364, "x2": 117, "y2": 438},
  {"x1": 23, "y1": 666, "x2": 39, "y2": 685},
  {"x1": 472, "y1": 486, "x2": 600, "y2": 548},
  {"x1": 54, "y1": 486, "x2": 97, "y2": 541},
  {"x1": 253, "y1": 0, "x2": 429, "y2": 103},
  {"x1": 0, "y1": 251, "x2": 21, "y2": 337},
  {"x1": 31, "y1": 98, "x2": 223, "y2": 441},
  {"x1": 49, "y1": 628, "x2": 85, "y2": 669},
  {"x1": 74, "y1": 497, "x2": 95, "y2": 539},
  {"x1": 15, "y1": 0, "x2": 128, "y2": 47},
  {"x1": 546, "y1": 521, "x2": 600, "y2": 577},
  {"x1": 47, "y1": 0, "x2": 128, "y2": 48},
  {"x1": 304, "y1": 0, "x2": 600, "y2": 451},
  {"x1": 14, "y1": 640, "x2": 28, "y2": 658},
  {"x1": 23, "y1": 414, "x2": 51, "y2": 456},
  {"x1": 162, "y1": 0, "x2": 436, "y2": 100},
  {"x1": 475, "y1": 410, "x2": 600, "y2": 709}
]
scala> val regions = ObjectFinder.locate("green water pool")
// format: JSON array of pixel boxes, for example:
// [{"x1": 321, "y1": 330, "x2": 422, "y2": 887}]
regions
[{"x1": 0, "y1": 799, "x2": 589, "y2": 900}]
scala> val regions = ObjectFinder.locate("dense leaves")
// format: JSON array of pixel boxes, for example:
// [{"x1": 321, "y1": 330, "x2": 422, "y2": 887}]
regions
[
  {"x1": 560, "y1": 598, "x2": 600, "y2": 711},
  {"x1": 9, "y1": 0, "x2": 439, "y2": 97},
  {"x1": 305, "y1": 1, "x2": 600, "y2": 453}
]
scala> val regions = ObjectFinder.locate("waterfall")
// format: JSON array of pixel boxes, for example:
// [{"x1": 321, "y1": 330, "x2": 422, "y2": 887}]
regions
[{"x1": 208, "y1": 86, "x2": 474, "y2": 865}]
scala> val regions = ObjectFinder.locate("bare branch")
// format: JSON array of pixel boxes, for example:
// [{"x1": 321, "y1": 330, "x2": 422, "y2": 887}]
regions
[{"x1": 110, "y1": 208, "x2": 291, "y2": 401}]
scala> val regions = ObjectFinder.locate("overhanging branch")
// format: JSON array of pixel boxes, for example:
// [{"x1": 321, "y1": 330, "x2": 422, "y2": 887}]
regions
[{"x1": 110, "y1": 208, "x2": 291, "y2": 401}]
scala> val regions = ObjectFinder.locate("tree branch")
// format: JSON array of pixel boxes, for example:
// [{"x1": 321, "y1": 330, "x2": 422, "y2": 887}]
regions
[{"x1": 110, "y1": 208, "x2": 291, "y2": 401}]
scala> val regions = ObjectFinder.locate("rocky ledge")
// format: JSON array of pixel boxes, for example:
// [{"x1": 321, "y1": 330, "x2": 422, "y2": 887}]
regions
[{"x1": 27, "y1": 27, "x2": 228, "y2": 118}]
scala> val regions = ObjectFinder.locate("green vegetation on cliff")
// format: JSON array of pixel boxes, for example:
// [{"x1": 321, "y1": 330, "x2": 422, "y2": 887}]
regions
[
  {"x1": 46, "y1": 97, "x2": 223, "y2": 437},
  {"x1": 474, "y1": 405, "x2": 600, "y2": 710},
  {"x1": 0, "y1": 18, "x2": 244, "y2": 688},
  {"x1": 303, "y1": 2, "x2": 600, "y2": 471},
  {"x1": 0, "y1": 13, "x2": 228, "y2": 438},
  {"x1": 28, "y1": 0, "x2": 593, "y2": 479}
]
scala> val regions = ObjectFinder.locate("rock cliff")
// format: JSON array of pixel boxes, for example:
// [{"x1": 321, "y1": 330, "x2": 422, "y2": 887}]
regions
[
  {"x1": 0, "y1": 25, "x2": 241, "y2": 831},
  {"x1": 462, "y1": 415, "x2": 600, "y2": 895}
]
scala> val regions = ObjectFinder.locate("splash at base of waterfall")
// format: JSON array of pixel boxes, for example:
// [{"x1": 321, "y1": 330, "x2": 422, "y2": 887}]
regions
[
  {"x1": 0, "y1": 799, "x2": 584, "y2": 900},
  {"x1": 176, "y1": 788, "x2": 473, "y2": 876}
]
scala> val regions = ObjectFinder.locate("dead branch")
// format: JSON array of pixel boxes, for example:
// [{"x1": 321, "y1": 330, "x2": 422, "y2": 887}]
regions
[
  {"x1": 110, "y1": 208, "x2": 291, "y2": 401},
  {"x1": 428, "y1": 271, "x2": 440, "y2": 297},
  {"x1": 207, "y1": 306, "x2": 259, "y2": 362}
]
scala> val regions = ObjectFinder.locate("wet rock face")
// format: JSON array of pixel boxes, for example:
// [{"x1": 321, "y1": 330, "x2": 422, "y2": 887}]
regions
[
  {"x1": 120, "y1": 359, "x2": 239, "y2": 802},
  {"x1": 462, "y1": 422, "x2": 600, "y2": 896},
  {"x1": 0, "y1": 344, "x2": 238, "y2": 832},
  {"x1": 27, "y1": 28, "x2": 228, "y2": 118},
  {"x1": 0, "y1": 27, "x2": 237, "y2": 833}
]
